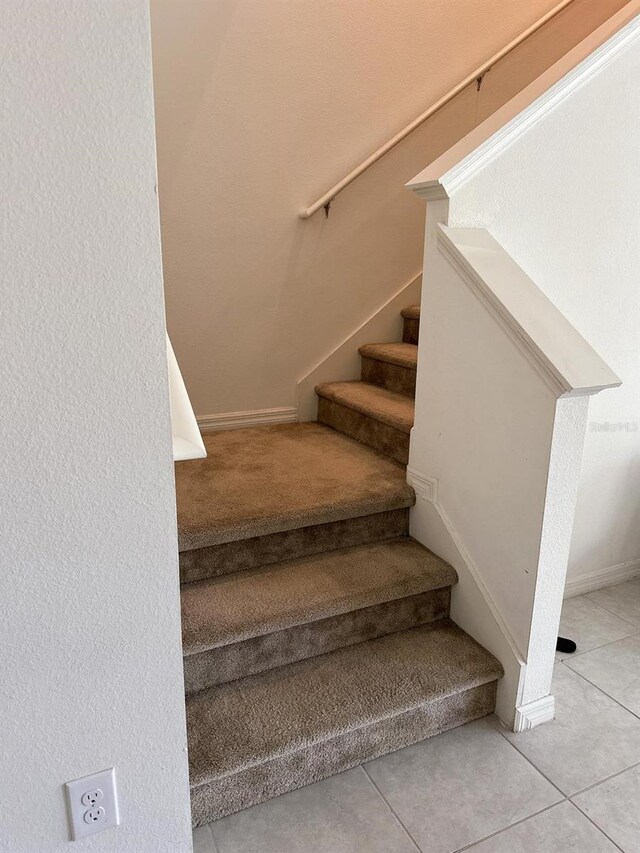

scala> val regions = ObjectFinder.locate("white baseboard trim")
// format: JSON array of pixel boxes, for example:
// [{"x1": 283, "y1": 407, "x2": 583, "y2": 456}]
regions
[
  {"x1": 408, "y1": 465, "x2": 525, "y2": 663},
  {"x1": 406, "y1": 467, "x2": 439, "y2": 503},
  {"x1": 564, "y1": 558, "x2": 640, "y2": 598},
  {"x1": 513, "y1": 695, "x2": 555, "y2": 733},
  {"x1": 197, "y1": 407, "x2": 298, "y2": 433}
]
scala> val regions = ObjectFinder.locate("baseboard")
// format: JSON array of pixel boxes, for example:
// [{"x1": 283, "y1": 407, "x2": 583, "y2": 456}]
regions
[
  {"x1": 564, "y1": 558, "x2": 640, "y2": 598},
  {"x1": 513, "y1": 695, "x2": 555, "y2": 733},
  {"x1": 407, "y1": 472, "x2": 526, "y2": 729},
  {"x1": 406, "y1": 467, "x2": 439, "y2": 503},
  {"x1": 197, "y1": 407, "x2": 298, "y2": 433}
]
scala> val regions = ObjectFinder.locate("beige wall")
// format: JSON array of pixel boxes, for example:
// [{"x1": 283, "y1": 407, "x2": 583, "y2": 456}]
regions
[{"x1": 151, "y1": 0, "x2": 628, "y2": 418}]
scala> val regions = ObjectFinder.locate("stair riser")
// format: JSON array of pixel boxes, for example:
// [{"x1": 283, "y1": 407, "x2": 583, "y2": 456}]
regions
[
  {"x1": 184, "y1": 588, "x2": 451, "y2": 693},
  {"x1": 317, "y1": 397, "x2": 409, "y2": 465},
  {"x1": 190, "y1": 679, "x2": 497, "y2": 825},
  {"x1": 180, "y1": 509, "x2": 410, "y2": 584},
  {"x1": 402, "y1": 317, "x2": 419, "y2": 345},
  {"x1": 361, "y1": 356, "x2": 416, "y2": 397}
]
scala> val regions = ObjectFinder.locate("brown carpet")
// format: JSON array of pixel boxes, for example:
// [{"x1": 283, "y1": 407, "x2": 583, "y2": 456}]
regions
[
  {"x1": 315, "y1": 381, "x2": 415, "y2": 433},
  {"x1": 191, "y1": 681, "x2": 496, "y2": 823},
  {"x1": 175, "y1": 422, "x2": 414, "y2": 551},
  {"x1": 183, "y1": 589, "x2": 451, "y2": 692},
  {"x1": 360, "y1": 353, "x2": 416, "y2": 397},
  {"x1": 402, "y1": 305, "x2": 420, "y2": 345},
  {"x1": 188, "y1": 621, "x2": 500, "y2": 782},
  {"x1": 401, "y1": 305, "x2": 420, "y2": 320},
  {"x1": 358, "y1": 342, "x2": 418, "y2": 369},
  {"x1": 180, "y1": 508, "x2": 410, "y2": 584},
  {"x1": 180, "y1": 301, "x2": 502, "y2": 826},
  {"x1": 182, "y1": 537, "x2": 456, "y2": 653},
  {"x1": 317, "y1": 395, "x2": 411, "y2": 464},
  {"x1": 188, "y1": 620, "x2": 502, "y2": 823}
]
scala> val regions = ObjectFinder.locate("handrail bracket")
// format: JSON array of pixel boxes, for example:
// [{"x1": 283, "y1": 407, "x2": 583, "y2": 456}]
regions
[{"x1": 476, "y1": 71, "x2": 489, "y2": 92}]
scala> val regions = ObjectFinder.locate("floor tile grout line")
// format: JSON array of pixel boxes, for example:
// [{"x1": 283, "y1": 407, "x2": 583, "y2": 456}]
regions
[
  {"x1": 211, "y1": 826, "x2": 220, "y2": 853},
  {"x1": 494, "y1": 698, "x2": 640, "y2": 803},
  {"x1": 558, "y1": 590, "x2": 640, "y2": 661},
  {"x1": 196, "y1": 823, "x2": 218, "y2": 853},
  {"x1": 491, "y1": 719, "x2": 569, "y2": 800},
  {"x1": 361, "y1": 765, "x2": 424, "y2": 853},
  {"x1": 580, "y1": 589, "x2": 640, "y2": 624},
  {"x1": 583, "y1": 591, "x2": 640, "y2": 629},
  {"x1": 560, "y1": 659, "x2": 640, "y2": 720},
  {"x1": 494, "y1": 665, "x2": 640, "y2": 806},
  {"x1": 556, "y1": 627, "x2": 640, "y2": 663},
  {"x1": 569, "y1": 756, "x2": 640, "y2": 798},
  {"x1": 570, "y1": 798, "x2": 627, "y2": 852},
  {"x1": 198, "y1": 583, "x2": 640, "y2": 853},
  {"x1": 451, "y1": 800, "x2": 568, "y2": 853}
]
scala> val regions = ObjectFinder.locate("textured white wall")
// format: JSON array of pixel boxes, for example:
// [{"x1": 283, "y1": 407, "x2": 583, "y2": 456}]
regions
[
  {"x1": 149, "y1": 0, "x2": 627, "y2": 418},
  {"x1": 448, "y1": 29, "x2": 640, "y2": 585},
  {"x1": 0, "y1": 2, "x2": 192, "y2": 851}
]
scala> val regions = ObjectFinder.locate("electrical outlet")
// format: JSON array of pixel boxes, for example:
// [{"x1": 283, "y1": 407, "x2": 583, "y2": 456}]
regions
[
  {"x1": 65, "y1": 768, "x2": 119, "y2": 841},
  {"x1": 83, "y1": 806, "x2": 105, "y2": 825},
  {"x1": 81, "y1": 788, "x2": 103, "y2": 808}
]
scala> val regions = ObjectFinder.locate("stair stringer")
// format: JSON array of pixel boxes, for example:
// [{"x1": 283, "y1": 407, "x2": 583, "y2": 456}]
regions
[{"x1": 407, "y1": 467, "x2": 527, "y2": 730}]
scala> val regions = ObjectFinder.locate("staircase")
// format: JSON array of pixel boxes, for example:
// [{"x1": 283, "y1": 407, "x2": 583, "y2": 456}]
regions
[{"x1": 175, "y1": 305, "x2": 502, "y2": 826}]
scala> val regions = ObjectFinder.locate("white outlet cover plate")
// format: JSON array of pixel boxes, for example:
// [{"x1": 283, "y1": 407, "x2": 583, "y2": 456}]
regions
[{"x1": 65, "y1": 767, "x2": 120, "y2": 841}]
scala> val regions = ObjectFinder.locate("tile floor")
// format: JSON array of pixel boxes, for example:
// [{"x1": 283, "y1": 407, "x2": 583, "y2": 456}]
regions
[{"x1": 193, "y1": 577, "x2": 640, "y2": 853}]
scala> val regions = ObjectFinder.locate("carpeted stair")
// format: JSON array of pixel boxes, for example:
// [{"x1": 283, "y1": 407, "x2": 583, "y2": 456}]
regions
[
  {"x1": 401, "y1": 303, "x2": 420, "y2": 344},
  {"x1": 316, "y1": 306, "x2": 420, "y2": 463},
  {"x1": 176, "y1": 303, "x2": 502, "y2": 826}
]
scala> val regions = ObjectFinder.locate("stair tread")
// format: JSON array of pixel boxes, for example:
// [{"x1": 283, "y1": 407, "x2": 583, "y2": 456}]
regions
[
  {"x1": 187, "y1": 620, "x2": 503, "y2": 786},
  {"x1": 315, "y1": 381, "x2": 414, "y2": 433},
  {"x1": 359, "y1": 342, "x2": 417, "y2": 370},
  {"x1": 175, "y1": 422, "x2": 414, "y2": 552},
  {"x1": 401, "y1": 305, "x2": 420, "y2": 320},
  {"x1": 182, "y1": 537, "x2": 456, "y2": 654}
]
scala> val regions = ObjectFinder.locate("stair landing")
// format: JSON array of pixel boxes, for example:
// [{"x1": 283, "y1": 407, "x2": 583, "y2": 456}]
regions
[{"x1": 176, "y1": 422, "x2": 414, "y2": 551}]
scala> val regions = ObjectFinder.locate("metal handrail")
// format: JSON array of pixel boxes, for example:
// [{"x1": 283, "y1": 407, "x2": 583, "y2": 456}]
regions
[{"x1": 300, "y1": 0, "x2": 576, "y2": 219}]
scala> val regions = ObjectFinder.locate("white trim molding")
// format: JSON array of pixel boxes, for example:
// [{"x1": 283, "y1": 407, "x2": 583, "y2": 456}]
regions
[
  {"x1": 407, "y1": 467, "x2": 439, "y2": 503},
  {"x1": 167, "y1": 335, "x2": 206, "y2": 461},
  {"x1": 514, "y1": 695, "x2": 556, "y2": 733},
  {"x1": 407, "y1": 12, "x2": 640, "y2": 201},
  {"x1": 412, "y1": 476, "x2": 525, "y2": 664},
  {"x1": 296, "y1": 272, "x2": 422, "y2": 422},
  {"x1": 564, "y1": 559, "x2": 640, "y2": 598},
  {"x1": 407, "y1": 463, "x2": 527, "y2": 728},
  {"x1": 437, "y1": 226, "x2": 621, "y2": 398},
  {"x1": 198, "y1": 407, "x2": 298, "y2": 433},
  {"x1": 442, "y1": 15, "x2": 640, "y2": 197}
]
